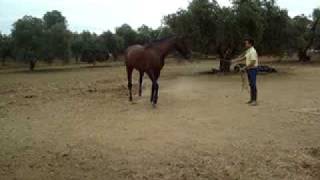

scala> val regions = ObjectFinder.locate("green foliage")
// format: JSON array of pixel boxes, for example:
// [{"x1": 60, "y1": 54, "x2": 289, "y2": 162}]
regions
[
  {"x1": 70, "y1": 33, "x2": 83, "y2": 62},
  {"x1": 11, "y1": 15, "x2": 45, "y2": 62},
  {"x1": 259, "y1": 0, "x2": 291, "y2": 55},
  {"x1": 136, "y1": 25, "x2": 153, "y2": 44},
  {"x1": 71, "y1": 31, "x2": 110, "y2": 63},
  {"x1": 313, "y1": 8, "x2": 320, "y2": 21},
  {"x1": 42, "y1": 10, "x2": 71, "y2": 62},
  {"x1": 164, "y1": 0, "x2": 319, "y2": 58},
  {"x1": 312, "y1": 8, "x2": 320, "y2": 49},
  {"x1": 156, "y1": 26, "x2": 174, "y2": 39},
  {"x1": 0, "y1": 33, "x2": 13, "y2": 65},
  {"x1": 43, "y1": 10, "x2": 67, "y2": 29},
  {"x1": 4, "y1": 1, "x2": 320, "y2": 68},
  {"x1": 287, "y1": 15, "x2": 311, "y2": 51},
  {"x1": 136, "y1": 24, "x2": 172, "y2": 44},
  {"x1": 116, "y1": 24, "x2": 138, "y2": 48},
  {"x1": 232, "y1": 0, "x2": 264, "y2": 44},
  {"x1": 164, "y1": 9, "x2": 192, "y2": 35},
  {"x1": 315, "y1": 21, "x2": 320, "y2": 49},
  {"x1": 99, "y1": 31, "x2": 124, "y2": 56},
  {"x1": 11, "y1": 10, "x2": 71, "y2": 66},
  {"x1": 165, "y1": 0, "x2": 221, "y2": 53}
]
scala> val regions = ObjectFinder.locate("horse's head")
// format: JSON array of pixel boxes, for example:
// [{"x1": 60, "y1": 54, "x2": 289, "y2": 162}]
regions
[{"x1": 174, "y1": 36, "x2": 192, "y2": 60}]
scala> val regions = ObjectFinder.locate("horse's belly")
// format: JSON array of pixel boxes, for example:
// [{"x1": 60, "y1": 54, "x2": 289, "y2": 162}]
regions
[{"x1": 134, "y1": 60, "x2": 156, "y2": 72}]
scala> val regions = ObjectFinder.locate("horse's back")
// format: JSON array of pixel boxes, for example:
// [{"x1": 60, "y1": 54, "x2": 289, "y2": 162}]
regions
[
  {"x1": 125, "y1": 45, "x2": 144, "y2": 62},
  {"x1": 126, "y1": 45, "x2": 144, "y2": 54},
  {"x1": 125, "y1": 45, "x2": 160, "y2": 71}
]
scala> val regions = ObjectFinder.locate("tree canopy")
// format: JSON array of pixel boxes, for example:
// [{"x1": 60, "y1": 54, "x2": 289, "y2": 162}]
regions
[{"x1": 0, "y1": 2, "x2": 319, "y2": 71}]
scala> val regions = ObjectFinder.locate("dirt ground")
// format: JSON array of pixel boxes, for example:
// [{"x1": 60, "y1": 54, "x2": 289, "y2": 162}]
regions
[{"x1": 0, "y1": 58, "x2": 320, "y2": 180}]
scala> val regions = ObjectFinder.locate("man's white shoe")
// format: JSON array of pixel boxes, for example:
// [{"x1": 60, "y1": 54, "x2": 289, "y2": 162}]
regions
[{"x1": 249, "y1": 101, "x2": 258, "y2": 106}]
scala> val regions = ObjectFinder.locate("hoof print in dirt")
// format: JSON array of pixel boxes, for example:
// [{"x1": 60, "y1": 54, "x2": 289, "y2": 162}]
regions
[
  {"x1": 87, "y1": 88, "x2": 97, "y2": 93},
  {"x1": 24, "y1": 95, "x2": 36, "y2": 99}
]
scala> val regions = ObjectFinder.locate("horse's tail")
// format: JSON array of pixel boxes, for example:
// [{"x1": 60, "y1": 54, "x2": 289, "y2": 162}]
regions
[{"x1": 124, "y1": 48, "x2": 130, "y2": 66}]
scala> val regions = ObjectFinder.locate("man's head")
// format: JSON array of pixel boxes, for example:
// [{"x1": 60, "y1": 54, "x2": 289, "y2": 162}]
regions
[{"x1": 244, "y1": 38, "x2": 254, "y2": 49}]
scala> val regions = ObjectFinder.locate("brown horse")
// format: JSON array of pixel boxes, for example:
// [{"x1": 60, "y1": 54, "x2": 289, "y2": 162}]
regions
[{"x1": 125, "y1": 36, "x2": 191, "y2": 106}]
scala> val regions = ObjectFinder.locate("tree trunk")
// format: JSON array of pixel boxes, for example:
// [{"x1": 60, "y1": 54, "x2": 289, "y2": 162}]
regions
[
  {"x1": 29, "y1": 59, "x2": 37, "y2": 71},
  {"x1": 298, "y1": 50, "x2": 311, "y2": 62},
  {"x1": 219, "y1": 48, "x2": 232, "y2": 72},
  {"x1": 299, "y1": 17, "x2": 320, "y2": 62},
  {"x1": 1, "y1": 58, "x2": 5, "y2": 66},
  {"x1": 113, "y1": 53, "x2": 118, "y2": 60},
  {"x1": 219, "y1": 59, "x2": 231, "y2": 72},
  {"x1": 92, "y1": 59, "x2": 97, "y2": 66}
]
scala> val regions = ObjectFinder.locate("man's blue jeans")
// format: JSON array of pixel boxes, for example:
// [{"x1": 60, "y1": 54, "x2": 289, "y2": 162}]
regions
[{"x1": 247, "y1": 68, "x2": 257, "y2": 101}]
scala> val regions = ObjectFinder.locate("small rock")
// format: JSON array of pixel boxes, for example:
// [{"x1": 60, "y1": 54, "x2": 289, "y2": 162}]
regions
[
  {"x1": 25, "y1": 95, "x2": 36, "y2": 99},
  {"x1": 8, "y1": 101, "x2": 16, "y2": 105},
  {"x1": 0, "y1": 103, "x2": 5, "y2": 108},
  {"x1": 87, "y1": 88, "x2": 97, "y2": 93},
  {"x1": 301, "y1": 161, "x2": 311, "y2": 169},
  {"x1": 61, "y1": 152, "x2": 69, "y2": 158}
]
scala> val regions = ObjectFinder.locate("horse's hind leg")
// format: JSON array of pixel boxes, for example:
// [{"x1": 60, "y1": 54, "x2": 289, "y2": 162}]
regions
[
  {"x1": 139, "y1": 71, "x2": 144, "y2": 96},
  {"x1": 126, "y1": 66, "x2": 133, "y2": 101},
  {"x1": 153, "y1": 70, "x2": 160, "y2": 105},
  {"x1": 146, "y1": 70, "x2": 155, "y2": 103},
  {"x1": 150, "y1": 84, "x2": 155, "y2": 103},
  {"x1": 153, "y1": 82, "x2": 159, "y2": 105}
]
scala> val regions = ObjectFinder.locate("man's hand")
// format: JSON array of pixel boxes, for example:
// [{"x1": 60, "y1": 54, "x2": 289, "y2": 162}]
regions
[{"x1": 240, "y1": 66, "x2": 247, "y2": 72}]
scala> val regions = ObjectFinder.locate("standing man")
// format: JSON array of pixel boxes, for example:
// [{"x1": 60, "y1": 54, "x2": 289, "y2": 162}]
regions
[{"x1": 231, "y1": 38, "x2": 259, "y2": 106}]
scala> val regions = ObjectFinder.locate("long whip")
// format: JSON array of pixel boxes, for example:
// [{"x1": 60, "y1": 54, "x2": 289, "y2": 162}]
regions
[{"x1": 240, "y1": 68, "x2": 249, "y2": 93}]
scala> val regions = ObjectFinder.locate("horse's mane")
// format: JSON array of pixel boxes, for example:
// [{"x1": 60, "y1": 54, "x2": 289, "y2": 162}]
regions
[{"x1": 144, "y1": 35, "x2": 176, "y2": 48}]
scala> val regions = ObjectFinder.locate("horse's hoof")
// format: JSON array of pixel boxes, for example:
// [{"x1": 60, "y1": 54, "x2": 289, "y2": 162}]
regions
[{"x1": 152, "y1": 104, "x2": 157, "y2": 108}]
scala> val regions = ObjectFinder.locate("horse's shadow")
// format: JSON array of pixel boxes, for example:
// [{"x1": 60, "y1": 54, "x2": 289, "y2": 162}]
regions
[
  {"x1": 197, "y1": 70, "x2": 239, "y2": 76},
  {"x1": 197, "y1": 69, "x2": 280, "y2": 77}
]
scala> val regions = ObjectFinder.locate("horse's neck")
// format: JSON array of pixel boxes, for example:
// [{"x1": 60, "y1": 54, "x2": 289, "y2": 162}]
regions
[{"x1": 156, "y1": 38, "x2": 176, "y2": 60}]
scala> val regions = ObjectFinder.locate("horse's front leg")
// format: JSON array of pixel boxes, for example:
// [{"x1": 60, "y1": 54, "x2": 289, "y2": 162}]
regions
[
  {"x1": 150, "y1": 82, "x2": 155, "y2": 103},
  {"x1": 139, "y1": 71, "x2": 144, "y2": 97},
  {"x1": 153, "y1": 82, "x2": 159, "y2": 105},
  {"x1": 153, "y1": 70, "x2": 160, "y2": 105},
  {"x1": 126, "y1": 66, "x2": 133, "y2": 101},
  {"x1": 146, "y1": 70, "x2": 155, "y2": 103}
]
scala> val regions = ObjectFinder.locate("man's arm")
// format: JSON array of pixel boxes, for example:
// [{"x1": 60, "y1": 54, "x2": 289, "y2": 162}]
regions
[
  {"x1": 221, "y1": 55, "x2": 245, "y2": 63},
  {"x1": 227, "y1": 50, "x2": 246, "y2": 63},
  {"x1": 221, "y1": 51, "x2": 246, "y2": 63},
  {"x1": 230, "y1": 55, "x2": 246, "y2": 64}
]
